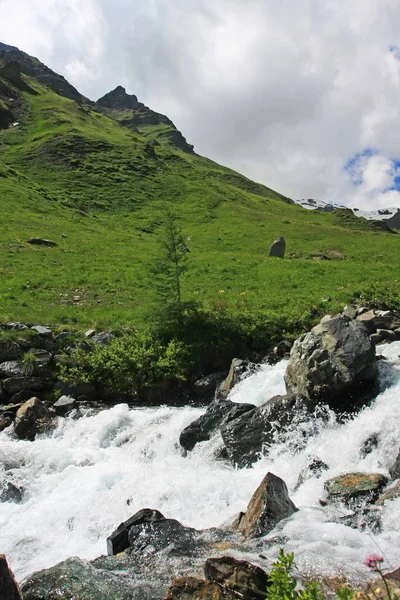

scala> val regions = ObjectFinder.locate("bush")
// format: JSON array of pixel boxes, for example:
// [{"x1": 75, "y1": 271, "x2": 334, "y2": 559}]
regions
[
  {"x1": 58, "y1": 331, "x2": 190, "y2": 394},
  {"x1": 267, "y1": 550, "x2": 355, "y2": 600}
]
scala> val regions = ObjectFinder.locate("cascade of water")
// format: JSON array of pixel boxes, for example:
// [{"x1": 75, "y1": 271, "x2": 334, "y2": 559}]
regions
[{"x1": 1, "y1": 342, "x2": 399, "y2": 583}]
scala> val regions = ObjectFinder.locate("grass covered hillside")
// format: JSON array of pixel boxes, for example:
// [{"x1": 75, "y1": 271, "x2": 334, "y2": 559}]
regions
[{"x1": 0, "y1": 44, "x2": 399, "y2": 354}]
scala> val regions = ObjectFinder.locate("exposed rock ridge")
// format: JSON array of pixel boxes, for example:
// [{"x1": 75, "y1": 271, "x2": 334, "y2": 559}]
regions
[{"x1": 0, "y1": 41, "x2": 89, "y2": 103}]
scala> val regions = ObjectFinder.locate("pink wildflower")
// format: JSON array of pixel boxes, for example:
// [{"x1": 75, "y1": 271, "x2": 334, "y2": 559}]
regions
[{"x1": 364, "y1": 554, "x2": 384, "y2": 569}]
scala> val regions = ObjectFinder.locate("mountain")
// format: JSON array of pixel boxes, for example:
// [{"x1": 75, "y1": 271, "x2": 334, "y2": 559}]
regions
[
  {"x1": 0, "y1": 43, "x2": 399, "y2": 332},
  {"x1": 296, "y1": 198, "x2": 400, "y2": 228}
]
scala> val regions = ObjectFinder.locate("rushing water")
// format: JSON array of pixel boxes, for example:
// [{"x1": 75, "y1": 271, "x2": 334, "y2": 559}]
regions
[{"x1": 1, "y1": 343, "x2": 400, "y2": 584}]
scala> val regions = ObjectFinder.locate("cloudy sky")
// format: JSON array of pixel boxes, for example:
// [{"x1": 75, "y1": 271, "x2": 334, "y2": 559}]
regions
[{"x1": 1, "y1": 0, "x2": 400, "y2": 209}]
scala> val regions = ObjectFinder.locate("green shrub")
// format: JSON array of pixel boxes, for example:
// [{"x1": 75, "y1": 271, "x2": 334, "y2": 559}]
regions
[
  {"x1": 58, "y1": 331, "x2": 190, "y2": 393},
  {"x1": 266, "y1": 550, "x2": 355, "y2": 600}
]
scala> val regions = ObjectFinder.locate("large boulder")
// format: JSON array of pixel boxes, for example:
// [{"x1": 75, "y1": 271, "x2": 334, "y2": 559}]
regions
[
  {"x1": 0, "y1": 555, "x2": 22, "y2": 600},
  {"x1": 220, "y1": 394, "x2": 310, "y2": 468},
  {"x1": 233, "y1": 472, "x2": 297, "y2": 538},
  {"x1": 14, "y1": 397, "x2": 56, "y2": 441},
  {"x1": 179, "y1": 399, "x2": 255, "y2": 452},
  {"x1": 284, "y1": 314, "x2": 378, "y2": 409}
]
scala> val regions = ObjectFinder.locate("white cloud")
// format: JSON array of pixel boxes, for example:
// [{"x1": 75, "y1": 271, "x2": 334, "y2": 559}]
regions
[{"x1": 1, "y1": 0, "x2": 400, "y2": 210}]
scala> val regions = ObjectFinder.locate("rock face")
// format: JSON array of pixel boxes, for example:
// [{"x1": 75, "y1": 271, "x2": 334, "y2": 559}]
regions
[
  {"x1": 14, "y1": 397, "x2": 56, "y2": 441},
  {"x1": 0, "y1": 554, "x2": 22, "y2": 600},
  {"x1": 268, "y1": 237, "x2": 286, "y2": 258},
  {"x1": 233, "y1": 472, "x2": 297, "y2": 537},
  {"x1": 284, "y1": 314, "x2": 378, "y2": 408},
  {"x1": 220, "y1": 394, "x2": 310, "y2": 468}
]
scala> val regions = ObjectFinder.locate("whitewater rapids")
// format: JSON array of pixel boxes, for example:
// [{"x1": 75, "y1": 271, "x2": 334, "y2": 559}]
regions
[{"x1": 1, "y1": 343, "x2": 400, "y2": 584}]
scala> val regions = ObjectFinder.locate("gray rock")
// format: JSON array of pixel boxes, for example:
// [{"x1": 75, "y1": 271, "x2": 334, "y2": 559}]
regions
[
  {"x1": 284, "y1": 314, "x2": 378, "y2": 409},
  {"x1": 30, "y1": 325, "x2": 53, "y2": 337},
  {"x1": 342, "y1": 305, "x2": 357, "y2": 319},
  {"x1": 0, "y1": 341, "x2": 22, "y2": 362},
  {"x1": 296, "y1": 457, "x2": 329, "y2": 489},
  {"x1": 389, "y1": 446, "x2": 400, "y2": 480},
  {"x1": 356, "y1": 310, "x2": 400, "y2": 333},
  {"x1": 233, "y1": 472, "x2": 297, "y2": 537},
  {"x1": 3, "y1": 377, "x2": 54, "y2": 395},
  {"x1": 268, "y1": 236, "x2": 286, "y2": 258},
  {"x1": 53, "y1": 395, "x2": 76, "y2": 416},
  {"x1": 14, "y1": 397, "x2": 56, "y2": 441},
  {"x1": 192, "y1": 372, "x2": 225, "y2": 399},
  {"x1": 0, "y1": 323, "x2": 28, "y2": 331},
  {"x1": 107, "y1": 508, "x2": 165, "y2": 555},
  {"x1": 0, "y1": 482, "x2": 23, "y2": 503},
  {"x1": 179, "y1": 400, "x2": 255, "y2": 451},
  {"x1": 376, "y1": 328, "x2": 397, "y2": 341},
  {"x1": 128, "y1": 517, "x2": 200, "y2": 557},
  {"x1": 273, "y1": 340, "x2": 293, "y2": 359},
  {"x1": 27, "y1": 238, "x2": 57, "y2": 247},
  {"x1": 0, "y1": 361, "x2": 26, "y2": 378},
  {"x1": 220, "y1": 394, "x2": 311, "y2": 468},
  {"x1": 377, "y1": 480, "x2": 400, "y2": 505},
  {"x1": 0, "y1": 554, "x2": 22, "y2": 600},
  {"x1": 91, "y1": 331, "x2": 115, "y2": 345},
  {"x1": 27, "y1": 348, "x2": 52, "y2": 364},
  {"x1": 21, "y1": 556, "x2": 153, "y2": 600},
  {"x1": 84, "y1": 329, "x2": 96, "y2": 338}
]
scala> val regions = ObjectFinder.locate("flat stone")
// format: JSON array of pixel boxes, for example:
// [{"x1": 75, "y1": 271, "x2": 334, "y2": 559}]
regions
[{"x1": 324, "y1": 472, "x2": 388, "y2": 503}]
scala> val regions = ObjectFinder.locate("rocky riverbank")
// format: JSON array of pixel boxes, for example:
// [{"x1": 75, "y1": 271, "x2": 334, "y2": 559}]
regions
[{"x1": 1, "y1": 305, "x2": 400, "y2": 599}]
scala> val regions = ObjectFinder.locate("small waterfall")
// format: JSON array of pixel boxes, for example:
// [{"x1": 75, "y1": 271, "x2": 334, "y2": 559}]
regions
[{"x1": 1, "y1": 342, "x2": 400, "y2": 583}]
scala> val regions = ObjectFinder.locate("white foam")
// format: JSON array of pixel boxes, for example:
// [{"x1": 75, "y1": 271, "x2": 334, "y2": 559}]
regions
[{"x1": 1, "y1": 343, "x2": 400, "y2": 583}]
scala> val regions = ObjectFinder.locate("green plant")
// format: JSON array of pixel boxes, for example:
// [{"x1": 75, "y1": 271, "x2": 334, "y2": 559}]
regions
[
  {"x1": 266, "y1": 550, "x2": 356, "y2": 600},
  {"x1": 58, "y1": 331, "x2": 190, "y2": 393},
  {"x1": 150, "y1": 210, "x2": 191, "y2": 330}
]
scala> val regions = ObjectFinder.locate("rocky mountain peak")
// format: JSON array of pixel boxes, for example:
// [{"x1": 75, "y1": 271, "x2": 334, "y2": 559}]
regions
[{"x1": 97, "y1": 86, "x2": 140, "y2": 110}]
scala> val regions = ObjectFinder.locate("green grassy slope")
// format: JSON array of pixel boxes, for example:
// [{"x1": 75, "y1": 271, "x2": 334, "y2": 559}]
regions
[{"x1": 0, "y1": 67, "x2": 399, "y2": 333}]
